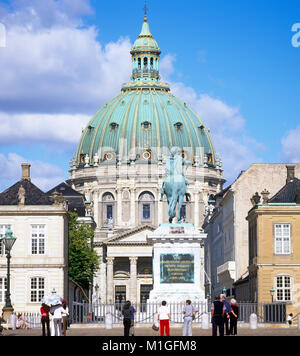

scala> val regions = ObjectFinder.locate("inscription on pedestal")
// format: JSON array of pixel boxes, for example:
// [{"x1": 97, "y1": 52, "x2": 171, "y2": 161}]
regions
[
  {"x1": 160, "y1": 253, "x2": 194, "y2": 284},
  {"x1": 170, "y1": 226, "x2": 185, "y2": 234}
]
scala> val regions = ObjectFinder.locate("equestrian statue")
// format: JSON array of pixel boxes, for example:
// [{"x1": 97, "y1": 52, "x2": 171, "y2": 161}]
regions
[{"x1": 160, "y1": 147, "x2": 191, "y2": 223}]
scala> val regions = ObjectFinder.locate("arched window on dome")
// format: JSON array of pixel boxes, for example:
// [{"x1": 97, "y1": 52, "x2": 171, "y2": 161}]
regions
[
  {"x1": 150, "y1": 57, "x2": 154, "y2": 70},
  {"x1": 138, "y1": 58, "x2": 141, "y2": 71},
  {"x1": 143, "y1": 57, "x2": 148, "y2": 72},
  {"x1": 138, "y1": 192, "x2": 155, "y2": 225},
  {"x1": 101, "y1": 192, "x2": 115, "y2": 228}
]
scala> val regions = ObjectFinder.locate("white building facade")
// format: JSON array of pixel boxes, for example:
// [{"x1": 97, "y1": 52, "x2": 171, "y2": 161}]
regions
[{"x1": 0, "y1": 165, "x2": 69, "y2": 313}]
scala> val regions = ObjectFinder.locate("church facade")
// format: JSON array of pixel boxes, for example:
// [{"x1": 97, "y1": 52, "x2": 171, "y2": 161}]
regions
[{"x1": 68, "y1": 14, "x2": 224, "y2": 304}]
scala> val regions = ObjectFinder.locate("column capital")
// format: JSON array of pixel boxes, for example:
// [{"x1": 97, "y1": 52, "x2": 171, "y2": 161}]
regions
[
  {"x1": 106, "y1": 256, "x2": 115, "y2": 265},
  {"x1": 129, "y1": 256, "x2": 138, "y2": 265}
]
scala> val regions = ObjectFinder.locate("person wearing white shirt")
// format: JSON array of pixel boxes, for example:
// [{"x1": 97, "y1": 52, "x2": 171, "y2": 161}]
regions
[
  {"x1": 157, "y1": 301, "x2": 170, "y2": 336},
  {"x1": 50, "y1": 304, "x2": 64, "y2": 336}
]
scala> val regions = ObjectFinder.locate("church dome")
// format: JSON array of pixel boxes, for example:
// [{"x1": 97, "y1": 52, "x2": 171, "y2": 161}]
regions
[{"x1": 75, "y1": 17, "x2": 217, "y2": 167}]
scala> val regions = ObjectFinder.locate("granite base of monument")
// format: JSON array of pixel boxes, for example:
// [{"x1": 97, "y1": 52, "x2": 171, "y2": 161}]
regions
[{"x1": 147, "y1": 223, "x2": 207, "y2": 303}]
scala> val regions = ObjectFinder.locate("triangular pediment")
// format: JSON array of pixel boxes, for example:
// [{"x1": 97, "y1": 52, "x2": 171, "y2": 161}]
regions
[{"x1": 104, "y1": 224, "x2": 156, "y2": 245}]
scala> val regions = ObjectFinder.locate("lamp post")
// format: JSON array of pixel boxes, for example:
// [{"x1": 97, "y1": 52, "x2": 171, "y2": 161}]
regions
[
  {"x1": 1, "y1": 227, "x2": 17, "y2": 321},
  {"x1": 270, "y1": 287, "x2": 275, "y2": 303}
]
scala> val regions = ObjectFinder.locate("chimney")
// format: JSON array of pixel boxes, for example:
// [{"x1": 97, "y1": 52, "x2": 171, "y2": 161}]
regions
[
  {"x1": 21, "y1": 163, "x2": 31, "y2": 181},
  {"x1": 286, "y1": 165, "x2": 295, "y2": 184}
]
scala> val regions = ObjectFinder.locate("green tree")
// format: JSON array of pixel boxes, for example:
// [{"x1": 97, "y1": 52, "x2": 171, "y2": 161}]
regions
[{"x1": 68, "y1": 212, "x2": 99, "y2": 290}]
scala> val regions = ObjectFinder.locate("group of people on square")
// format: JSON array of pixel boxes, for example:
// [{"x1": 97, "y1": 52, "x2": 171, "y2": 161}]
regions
[
  {"x1": 40, "y1": 299, "x2": 69, "y2": 336},
  {"x1": 122, "y1": 296, "x2": 240, "y2": 337},
  {"x1": 211, "y1": 294, "x2": 239, "y2": 336}
]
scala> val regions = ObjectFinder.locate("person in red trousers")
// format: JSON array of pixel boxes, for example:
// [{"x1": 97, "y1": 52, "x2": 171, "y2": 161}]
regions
[{"x1": 158, "y1": 301, "x2": 170, "y2": 336}]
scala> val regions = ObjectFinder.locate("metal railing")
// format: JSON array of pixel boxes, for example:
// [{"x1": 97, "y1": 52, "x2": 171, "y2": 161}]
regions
[
  {"x1": 71, "y1": 301, "x2": 287, "y2": 325},
  {"x1": 71, "y1": 301, "x2": 209, "y2": 325},
  {"x1": 7, "y1": 301, "x2": 286, "y2": 329}
]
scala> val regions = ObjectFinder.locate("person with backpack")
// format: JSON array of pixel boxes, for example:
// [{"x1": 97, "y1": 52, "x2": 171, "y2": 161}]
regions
[
  {"x1": 211, "y1": 295, "x2": 226, "y2": 336},
  {"x1": 122, "y1": 301, "x2": 133, "y2": 336}
]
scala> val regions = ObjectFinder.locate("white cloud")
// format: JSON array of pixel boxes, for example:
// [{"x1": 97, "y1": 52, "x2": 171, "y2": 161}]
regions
[
  {"x1": 0, "y1": 0, "x2": 132, "y2": 149},
  {"x1": 0, "y1": 0, "x2": 93, "y2": 30},
  {"x1": 0, "y1": 112, "x2": 89, "y2": 146},
  {"x1": 281, "y1": 126, "x2": 300, "y2": 163},
  {"x1": 160, "y1": 54, "x2": 176, "y2": 81},
  {"x1": 0, "y1": 26, "x2": 132, "y2": 114},
  {"x1": 0, "y1": 153, "x2": 66, "y2": 192}
]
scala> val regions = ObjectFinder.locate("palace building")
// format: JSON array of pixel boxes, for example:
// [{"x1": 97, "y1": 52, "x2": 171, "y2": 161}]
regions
[{"x1": 68, "y1": 14, "x2": 224, "y2": 304}]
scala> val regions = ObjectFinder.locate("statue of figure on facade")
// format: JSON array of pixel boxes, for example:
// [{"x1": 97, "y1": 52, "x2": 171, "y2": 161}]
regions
[
  {"x1": 52, "y1": 190, "x2": 65, "y2": 207},
  {"x1": 160, "y1": 147, "x2": 191, "y2": 223},
  {"x1": 18, "y1": 185, "x2": 26, "y2": 205}
]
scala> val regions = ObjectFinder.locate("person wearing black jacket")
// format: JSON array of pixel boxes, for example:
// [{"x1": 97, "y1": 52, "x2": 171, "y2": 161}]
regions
[
  {"x1": 211, "y1": 295, "x2": 226, "y2": 336},
  {"x1": 221, "y1": 294, "x2": 231, "y2": 335},
  {"x1": 122, "y1": 301, "x2": 133, "y2": 337},
  {"x1": 229, "y1": 299, "x2": 239, "y2": 336}
]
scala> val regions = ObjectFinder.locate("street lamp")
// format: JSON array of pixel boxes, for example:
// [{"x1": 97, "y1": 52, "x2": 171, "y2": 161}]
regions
[
  {"x1": 1, "y1": 227, "x2": 17, "y2": 321},
  {"x1": 270, "y1": 287, "x2": 275, "y2": 303}
]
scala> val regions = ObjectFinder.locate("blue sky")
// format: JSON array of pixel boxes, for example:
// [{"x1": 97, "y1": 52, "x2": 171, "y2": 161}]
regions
[{"x1": 0, "y1": 0, "x2": 299, "y2": 191}]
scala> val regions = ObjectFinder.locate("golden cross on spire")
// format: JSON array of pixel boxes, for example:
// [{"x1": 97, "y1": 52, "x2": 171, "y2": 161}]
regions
[{"x1": 144, "y1": 0, "x2": 148, "y2": 22}]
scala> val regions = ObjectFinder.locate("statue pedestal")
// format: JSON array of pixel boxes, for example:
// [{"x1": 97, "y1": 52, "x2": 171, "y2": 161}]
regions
[{"x1": 147, "y1": 223, "x2": 207, "y2": 303}]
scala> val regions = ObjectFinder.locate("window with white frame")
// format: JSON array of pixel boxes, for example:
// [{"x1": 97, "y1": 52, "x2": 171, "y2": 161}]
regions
[
  {"x1": 0, "y1": 225, "x2": 11, "y2": 256},
  {"x1": 274, "y1": 224, "x2": 291, "y2": 255},
  {"x1": 276, "y1": 276, "x2": 291, "y2": 302},
  {"x1": 30, "y1": 277, "x2": 45, "y2": 303},
  {"x1": 0, "y1": 277, "x2": 7, "y2": 303},
  {"x1": 31, "y1": 225, "x2": 46, "y2": 255}
]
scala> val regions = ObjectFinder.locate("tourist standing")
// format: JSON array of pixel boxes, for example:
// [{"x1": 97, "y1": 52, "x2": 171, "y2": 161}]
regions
[
  {"x1": 50, "y1": 304, "x2": 64, "y2": 336},
  {"x1": 182, "y1": 300, "x2": 197, "y2": 336},
  {"x1": 122, "y1": 301, "x2": 133, "y2": 337},
  {"x1": 40, "y1": 303, "x2": 50, "y2": 336},
  {"x1": 229, "y1": 299, "x2": 239, "y2": 336},
  {"x1": 128, "y1": 301, "x2": 136, "y2": 336},
  {"x1": 158, "y1": 301, "x2": 170, "y2": 336},
  {"x1": 61, "y1": 299, "x2": 69, "y2": 336},
  {"x1": 221, "y1": 294, "x2": 231, "y2": 335},
  {"x1": 211, "y1": 295, "x2": 225, "y2": 336}
]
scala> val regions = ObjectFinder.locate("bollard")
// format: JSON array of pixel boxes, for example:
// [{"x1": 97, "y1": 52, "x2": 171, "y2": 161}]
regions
[
  {"x1": 249, "y1": 313, "x2": 258, "y2": 329},
  {"x1": 201, "y1": 313, "x2": 210, "y2": 330},
  {"x1": 9, "y1": 314, "x2": 17, "y2": 330},
  {"x1": 105, "y1": 313, "x2": 113, "y2": 329}
]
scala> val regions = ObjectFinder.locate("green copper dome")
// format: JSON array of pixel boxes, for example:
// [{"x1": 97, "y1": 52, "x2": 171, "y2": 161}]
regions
[{"x1": 75, "y1": 18, "x2": 217, "y2": 167}]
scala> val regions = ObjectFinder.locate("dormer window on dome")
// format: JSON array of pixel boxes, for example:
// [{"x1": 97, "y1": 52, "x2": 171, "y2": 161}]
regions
[
  {"x1": 110, "y1": 122, "x2": 119, "y2": 131},
  {"x1": 174, "y1": 122, "x2": 183, "y2": 131},
  {"x1": 142, "y1": 121, "x2": 151, "y2": 130}
]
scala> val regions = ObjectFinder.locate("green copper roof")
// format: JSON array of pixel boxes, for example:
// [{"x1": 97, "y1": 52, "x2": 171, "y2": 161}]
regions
[
  {"x1": 131, "y1": 20, "x2": 160, "y2": 54},
  {"x1": 75, "y1": 17, "x2": 217, "y2": 167}
]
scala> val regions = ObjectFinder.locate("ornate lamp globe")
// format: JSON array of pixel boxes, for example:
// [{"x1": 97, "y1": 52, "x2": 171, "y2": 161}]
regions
[{"x1": 1, "y1": 227, "x2": 17, "y2": 252}]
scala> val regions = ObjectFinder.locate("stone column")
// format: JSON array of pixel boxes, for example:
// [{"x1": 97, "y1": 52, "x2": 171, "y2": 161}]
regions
[
  {"x1": 117, "y1": 188, "x2": 122, "y2": 227},
  {"x1": 194, "y1": 192, "x2": 199, "y2": 228},
  {"x1": 92, "y1": 189, "x2": 99, "y2": 229},
  {"x1": 129, "y1": 257, "x2": 138, "y2": 303},
  {"x1": 106, "y1": 257, "x2": 115, "y2": 303},
  {"x1": 130, "y1": 188, "x2": 136, "y2": 226}
]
